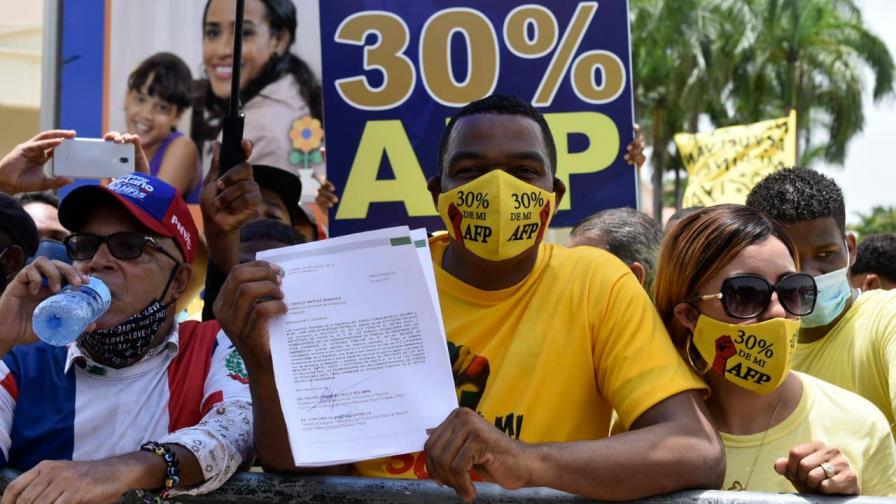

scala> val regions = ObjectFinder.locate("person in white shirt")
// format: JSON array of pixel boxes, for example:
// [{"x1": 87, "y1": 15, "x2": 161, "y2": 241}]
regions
[{"x1": 0, "y1": 172, "x2": 252, "y2": 503}]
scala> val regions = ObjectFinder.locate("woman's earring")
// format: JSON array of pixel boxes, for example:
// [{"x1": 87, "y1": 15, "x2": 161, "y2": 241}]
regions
[{"x1": 685, "y1": 336, "x2": 711, "y2": 375}]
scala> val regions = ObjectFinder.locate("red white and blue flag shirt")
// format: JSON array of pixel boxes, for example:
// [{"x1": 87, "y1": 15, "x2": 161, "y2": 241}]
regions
[{"x1": 0, "y1": 320, "x2": 253, "y2": 496}]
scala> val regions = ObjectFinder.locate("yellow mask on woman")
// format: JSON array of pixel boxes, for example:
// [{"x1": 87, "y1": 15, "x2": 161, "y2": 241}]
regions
[
  {"x1": 691, "y1": 315, "x2": 800, "y2": 395},
  {"x1": 437, "y1": 170, "x2": 556, "y2": 262}
]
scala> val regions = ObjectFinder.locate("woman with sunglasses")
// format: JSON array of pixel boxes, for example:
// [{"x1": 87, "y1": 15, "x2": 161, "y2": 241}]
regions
[{"x1": 654, "y1": 204, "x2": 896, "y2": 496}]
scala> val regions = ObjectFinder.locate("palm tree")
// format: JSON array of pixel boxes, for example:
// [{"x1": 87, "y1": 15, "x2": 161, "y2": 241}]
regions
[
  {"x1": 630, "y1": 0, "x2": 703, "y2": 218},
  {"x1": 725, "y1": 0, "x2": 894, "y2": 165},
  {"x1": 630, "y1": 0, "x2": 893, "y2": 216},
  {"x1": 631, "y1": 0, "x2": 753, "y2": 217}
]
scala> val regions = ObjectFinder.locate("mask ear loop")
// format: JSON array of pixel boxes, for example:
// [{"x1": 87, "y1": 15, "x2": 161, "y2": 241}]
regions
[
  {"x1": 685, "y1": 333, "x2": 711, "y2": 375},
  {"x1": 157, "y1": 263, "x2": 181, "y2": 308}
]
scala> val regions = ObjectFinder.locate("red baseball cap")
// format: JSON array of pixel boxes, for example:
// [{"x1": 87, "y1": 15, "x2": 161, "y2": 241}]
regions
[{"x1": 58, "y1": 173, "x2": 198, "y2": 263}]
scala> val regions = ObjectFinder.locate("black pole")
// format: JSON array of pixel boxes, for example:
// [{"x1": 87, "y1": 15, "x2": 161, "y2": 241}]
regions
[
  {"x1": 228, "y1": 0, "x2": 244, "y2": 116},
  {"x1": 219, "y1": 0, "x2": 246, "y2": 173}
]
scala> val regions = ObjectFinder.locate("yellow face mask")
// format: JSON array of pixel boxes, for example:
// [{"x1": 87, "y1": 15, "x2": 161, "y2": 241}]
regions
[
  {"x1": 437, "y1": 170, "x2": 556, "y2": 262},
  {"x1": 690, "y1": 315, "x2": 800, "y2": 395}
]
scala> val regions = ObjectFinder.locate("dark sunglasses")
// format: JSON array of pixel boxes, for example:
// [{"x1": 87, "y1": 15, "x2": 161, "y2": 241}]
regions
[
  {"x1": 685, "y1": 273, "x2": 817, "y2": 319},
  {"x1": 63, "y1": 232, "x2": 179, "y2": 263}
]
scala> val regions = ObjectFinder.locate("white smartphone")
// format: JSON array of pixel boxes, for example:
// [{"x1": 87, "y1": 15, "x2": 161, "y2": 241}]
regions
[{"x1": 52, "y1": 138, "x2": 135, "y2": 179}]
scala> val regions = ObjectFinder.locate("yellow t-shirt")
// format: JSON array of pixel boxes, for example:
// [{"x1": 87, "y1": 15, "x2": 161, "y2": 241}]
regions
[
  {"x1": 793, "y1": 289, "x2": 896, "y2": 432},
  {"x1": 354, "y1": 236, "x2": 706, "y2": 478},
  {"x1": 722, "y1": 372, "x2": 896, "y2": 496}
]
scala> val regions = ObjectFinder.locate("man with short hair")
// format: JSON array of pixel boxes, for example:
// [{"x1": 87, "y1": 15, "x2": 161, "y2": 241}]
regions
[
  {"x1": 0, "y1": 173, "x2": 252, "y2": 503},
  {"x1": 16, "y1": 191, "x2": 72, "y2": 264},
  {"x1": 850, "y1": 233, "x2": 896, "y2": 291},
  {"x1": 569, "y1": 207, "x2": 662, "y2": 292},
  {"x1": 16, "y1": 192, "x2": 67, "y2": 243},
  {"x1": 747, "y1": 167, "x2": 896, "y2": 430},
  {"x1": 216, "y1": 94, "x2": 724, "y2": 501},
  {"x1": 0, "y1": 193, "x2": 38, "y2": 295}
]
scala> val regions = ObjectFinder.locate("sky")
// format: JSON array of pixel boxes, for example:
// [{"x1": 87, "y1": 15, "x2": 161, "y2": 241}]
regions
[{"x1": 816, "y1": 0, "x2": 896, "y2": 224}]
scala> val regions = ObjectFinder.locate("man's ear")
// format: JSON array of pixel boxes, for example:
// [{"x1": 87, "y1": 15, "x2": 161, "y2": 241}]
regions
[
  {"x1": 0, "y1": 245, "x2": 26, "y2": 280},
  {"x1": 847, "y1": 232, "x2": 858, "y2": 267},
  {"x1": 427, "y1": 176, "x2": 441, "y2": 209},
  {"x1": 673, "y1": 302, "x2": 700, "y2": 333},
  {"x1": 552, "y1": 177, "x2": 566, "y2": 213},
  {"x1": 629, "y1": 262, "x2": 647, "y2": 286},
  {"x1": 862, "y1": 273, "x2": 882, "y2": 292},
  {"x1": 168, "y1": 263, "x2": 193, "y2": 302}
]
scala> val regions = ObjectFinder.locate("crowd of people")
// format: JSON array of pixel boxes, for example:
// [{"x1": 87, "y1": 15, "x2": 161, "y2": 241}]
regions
[{"x1": 0, "y1": 1, "x2": 895, "y2": 502}]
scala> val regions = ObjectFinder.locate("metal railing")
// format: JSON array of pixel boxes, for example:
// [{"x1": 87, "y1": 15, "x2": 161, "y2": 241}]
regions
[{"x1": 1, "y1": 469, "x2": 894, "y2": 504}]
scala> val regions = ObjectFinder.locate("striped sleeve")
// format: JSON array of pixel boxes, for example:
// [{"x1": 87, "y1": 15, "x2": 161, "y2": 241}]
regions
[{"x1": 0, "y1": 360, "x2": 18, "y2": 466}]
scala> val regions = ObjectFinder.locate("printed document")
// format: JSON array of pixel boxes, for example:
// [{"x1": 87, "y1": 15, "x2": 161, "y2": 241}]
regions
[{"x1": 258, "y1": 226, "x2": 457, "y2": 466}]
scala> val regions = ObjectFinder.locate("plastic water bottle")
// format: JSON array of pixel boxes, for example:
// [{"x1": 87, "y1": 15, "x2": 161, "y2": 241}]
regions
[{"x1": 32, "y1": 276, "x2": 111, "y2": 346}]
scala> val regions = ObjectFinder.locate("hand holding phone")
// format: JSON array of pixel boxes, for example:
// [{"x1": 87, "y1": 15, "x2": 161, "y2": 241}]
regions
[
  {"x1": 52, "y1": 138, "x2": 135, "y2": 179},
  {"x1": 0, "y1": 130, "x2": 76, "y2": 194},
  {"x1": 101, "y1": 131, "x2": 150, "y2": 174}
]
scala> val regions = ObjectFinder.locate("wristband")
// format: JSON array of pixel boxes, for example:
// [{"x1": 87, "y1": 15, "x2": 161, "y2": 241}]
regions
[{"x1": 139, "y1": 441, "x2": 180, "y2": 500}]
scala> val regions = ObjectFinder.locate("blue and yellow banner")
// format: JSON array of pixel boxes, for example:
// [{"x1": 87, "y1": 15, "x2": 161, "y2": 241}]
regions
[{"x1": 319, "y1": 1, "x2": 638, "y2": 235}]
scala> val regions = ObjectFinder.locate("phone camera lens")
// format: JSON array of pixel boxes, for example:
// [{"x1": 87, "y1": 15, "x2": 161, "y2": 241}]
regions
[{"x1": 119, "y1": 157, "x2": 129, "y2": 163}]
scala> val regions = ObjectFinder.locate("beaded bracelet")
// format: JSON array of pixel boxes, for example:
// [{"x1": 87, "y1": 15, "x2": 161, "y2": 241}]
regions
[{"x1": 139, "y1": 441, "x2": 180, "y2": 499}]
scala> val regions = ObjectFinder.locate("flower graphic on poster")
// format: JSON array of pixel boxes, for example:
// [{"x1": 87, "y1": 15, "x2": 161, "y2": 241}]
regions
[{"x1": 288, "y1": 115, "x2": 324, "y2": 169}]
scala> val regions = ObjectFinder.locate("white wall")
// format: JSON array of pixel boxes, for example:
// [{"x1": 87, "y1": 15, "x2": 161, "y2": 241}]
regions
[
  {"x1": 0, "y1": 0, "x2": 42, "y2": 30},
  {"x1": 0, "y1": 0, "x2": 42, "y2": 153},
  {"x1": 0, "y1": 27, "x2": 42, "y2": 110}
]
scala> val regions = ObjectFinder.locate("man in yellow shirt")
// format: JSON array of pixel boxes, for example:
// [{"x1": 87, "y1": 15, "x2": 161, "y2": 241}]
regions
[
  {"x1": 215, "y1": 94, "x2": 724, "y2": 500},
  {"x1": 747, "y1": 167, "x2": 896, "y2": 431}
]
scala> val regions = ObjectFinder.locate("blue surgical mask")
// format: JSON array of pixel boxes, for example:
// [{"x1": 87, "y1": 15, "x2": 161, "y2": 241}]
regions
[
  {"x1": 27, "y1": 239, "x2": 72, "y2": 265},
  {"x1": 800, "y1": 262, "x2": 852, "y2": 329}
]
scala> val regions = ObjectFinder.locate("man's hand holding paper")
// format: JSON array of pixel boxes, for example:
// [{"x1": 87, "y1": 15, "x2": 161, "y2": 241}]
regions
[
  {"x1": 214, "y1": 260, "x2": 285, "y2": 371},
  {"x1": 256, "y1": 226, "x2": 457, "y2": 466}
]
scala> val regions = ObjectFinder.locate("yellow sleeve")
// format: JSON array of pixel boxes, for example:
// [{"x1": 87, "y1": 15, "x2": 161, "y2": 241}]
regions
[
  {"x1": 877, "y1": 308, "x2": 896, "y2": 429},
  {"x1": 858, "y1": 424, "x2": 896, "y2": 496},
  {"x1": 592, "y1": 270, "x2": 707, "y2": 430}
]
